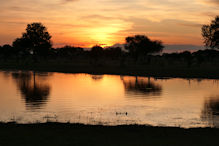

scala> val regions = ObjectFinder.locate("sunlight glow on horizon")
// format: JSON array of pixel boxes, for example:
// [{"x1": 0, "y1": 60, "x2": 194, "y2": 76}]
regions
[{"x1": 0, "y1": 0, "x2": 219, "y2": 48}]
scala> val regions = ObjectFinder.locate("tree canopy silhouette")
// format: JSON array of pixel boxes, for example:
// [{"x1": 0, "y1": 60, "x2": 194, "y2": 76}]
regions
[
  {"x1": 0, "y1": 44, "x2": 14, "y2": 58},
  {"x1": 90, "y1": 45, "x2": 104, "y2": 58},
  {"x1": 56, "y1": 45, "x2": 84, "y2": 58},
  {"x1": 13, "y1": 23, "x2": 52, "y2": 57},
  {"x1": 202, "y1": 16, "x2": 219, "y2": 49},
  {"x1": 125, "y1": 35, "x2": 164, "y2": 58},
  {"x1": 104, "y1": 46, "x2": 122, "y2": 59}
]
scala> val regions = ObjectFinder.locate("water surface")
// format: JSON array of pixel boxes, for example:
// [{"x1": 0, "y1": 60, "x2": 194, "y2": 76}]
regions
[{"x1": 0, "y1": 70, "x2": 219, "y2": 128}]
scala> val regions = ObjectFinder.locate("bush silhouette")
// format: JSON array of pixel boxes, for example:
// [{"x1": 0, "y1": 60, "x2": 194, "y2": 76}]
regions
[
  {"x1": 0, "y1": 44, "x2": 15, "y2": 59},
  {"x1": 90, "y1": 45, "x2": 104, "y2": 58},
  {"x1": 56, "y1": 45, "x2": 84, "y2": 58},
  {"x1": 104, "y1": 46, "x2": 122, "y2": 59},
  {"x1": 125, "y1": 35, "x2": 164, "y2": 60}
]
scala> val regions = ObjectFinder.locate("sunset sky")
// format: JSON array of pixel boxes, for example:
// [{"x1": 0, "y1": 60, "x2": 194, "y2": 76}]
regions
[{"x1": 0, "y1": 0, "x2": 218, "y2": 48}]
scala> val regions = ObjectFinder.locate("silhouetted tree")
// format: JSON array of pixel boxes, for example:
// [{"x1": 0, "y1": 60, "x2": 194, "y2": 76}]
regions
[
  {"x1": 202, "y1": 16, "x2": 219, "y2": 49},
  {"x1": 13, "y1": 23, "x2": 52, "y2": 60},
  {"x1": 104, "y1": 47, "x2": 122, "y2": 59},
  {"x1": 125, "y1": 35, "x2": 163, "y2": 60},
  {"x1": 12, "y1": 38, "x2": 31, "y2": 57},
  {"x1": 0, "y1": 44, "x2": 15, "y2": 59},
  {"x1": 181, "y1": 51, "x2": 192, "y2": 67},
  {"x1": 89, "y1": 45, "x2": 105, "y2": 66},
  {"x1": 192, "y1": 49, "x2": 219, "y2": 64},
  {"x1": 57, "y1": 45, "x2": 84, "y2": 58},
  {"x1": 90, "y1": 45, "x2": 104, "y2": 58}
]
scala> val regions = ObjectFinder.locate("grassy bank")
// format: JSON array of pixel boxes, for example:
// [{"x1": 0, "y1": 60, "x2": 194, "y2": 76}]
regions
[
  {"x1": 1, "y1": 60, "x2": 219, "y2": 79},
  {"x1": 0, "y1": 123, "x2": 218, "y2": 146}
]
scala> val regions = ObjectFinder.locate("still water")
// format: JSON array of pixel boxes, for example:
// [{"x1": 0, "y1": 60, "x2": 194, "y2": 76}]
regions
[{"x1": 0, "y1": 70, "x2": 219, "y2": 128}]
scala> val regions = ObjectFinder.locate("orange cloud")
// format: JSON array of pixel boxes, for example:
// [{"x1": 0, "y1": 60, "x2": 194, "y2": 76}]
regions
[{"x1": 0, "y1": 0, "x2": 219, "y2": 47}]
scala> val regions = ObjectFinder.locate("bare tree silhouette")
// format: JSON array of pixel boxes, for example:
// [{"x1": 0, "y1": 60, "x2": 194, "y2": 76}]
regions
[{"x1": 202, "y1": 16, "x2": 219, "y2": 49}]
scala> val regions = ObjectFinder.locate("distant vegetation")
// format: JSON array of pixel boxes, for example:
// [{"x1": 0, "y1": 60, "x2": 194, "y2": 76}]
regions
[
  {"x1": 0, "y1": 16, "x2": 218, "y2": 78},
  {"x1": 0, "y1": 22, "x2": 164, "y2": 62}
]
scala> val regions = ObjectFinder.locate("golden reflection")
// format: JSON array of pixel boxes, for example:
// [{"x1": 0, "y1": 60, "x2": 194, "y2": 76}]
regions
[
  {"x1": 1, "y1": 72, "x2": 219, "y2": 127},
  {"x1": 90, "y1": 74, "x2": 104, "y2": 81},
  {"x1": 48, "y1": 74, "x2": 124, "y2": 107}
]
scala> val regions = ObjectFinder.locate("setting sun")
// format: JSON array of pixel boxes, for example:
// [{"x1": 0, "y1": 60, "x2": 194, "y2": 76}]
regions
[
  {"x1": 0, "y1": 0, "x2": 218, "y2": 48},
  {"x1": 0, "y1": 0, "x2": 219, "y2": 145},
  {"x1": 88, "y1": 23, "x2": 129, "y2": 47}
]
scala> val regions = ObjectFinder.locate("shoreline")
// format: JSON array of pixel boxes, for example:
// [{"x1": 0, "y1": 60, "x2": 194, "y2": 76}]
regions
[
  {"x1": 1, "y1": 64, "x2": 219, "y2": 79},
  {"x1": 0, "y1": 122, "x2": 218, "y2": 146}
]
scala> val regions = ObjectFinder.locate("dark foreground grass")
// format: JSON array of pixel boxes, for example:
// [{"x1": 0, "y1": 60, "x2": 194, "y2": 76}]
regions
[{"x1": 0, "y1": 123, "x2": 218, "y2": 146}]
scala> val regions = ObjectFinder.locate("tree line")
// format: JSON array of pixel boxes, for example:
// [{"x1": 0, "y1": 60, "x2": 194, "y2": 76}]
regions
[
  {"x1": 0, "y1": 22, "x2": 163, "y2": 60},
  {"x1": 0, "y1": 16, "x2": 218, "y2": 65}
]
